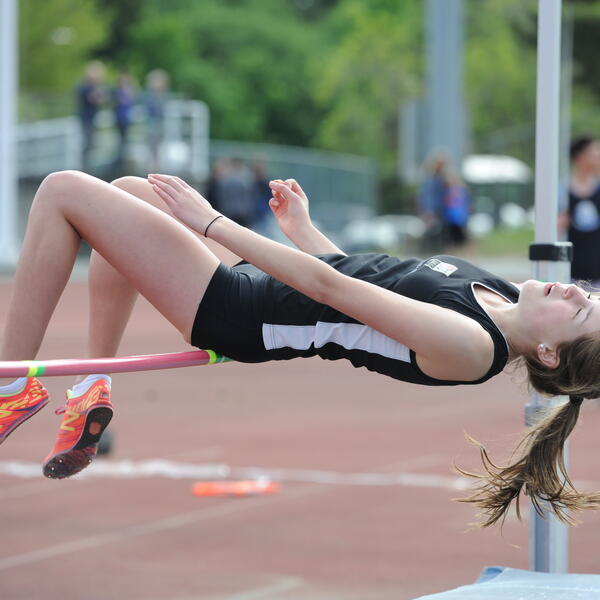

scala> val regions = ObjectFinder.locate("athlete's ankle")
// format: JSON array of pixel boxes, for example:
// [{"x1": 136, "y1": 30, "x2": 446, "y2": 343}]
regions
[
  {"x1": 0, "y1": 378, "x2": 27, "y2": 394},
  {"x1": 70, "y1": 374, "x2": 112, "y2": 397}
]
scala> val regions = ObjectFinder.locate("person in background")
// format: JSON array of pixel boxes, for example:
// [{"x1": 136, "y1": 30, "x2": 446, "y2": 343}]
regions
[
  {"x1": 112, "y1": 70, "x2": 137, "y2": 172},
  {"x1": 443, "y1": 170, "x2": 470, "y2": 248},
  {"x1": 75, "y1": 61, "x2": 107, "y2": 170},
  {"x1": 214, "y1": 158, "x2": 257, "y2": 228},
  {"x1": 418, "y1": 151, "x2": 450, "y2": 252},
  {"x1": 205, "y1": 159, "x2": 230, "y2": 214},
  {"x1": 144, "y1": 69, "x2": 170, "y2": 171},
  {"x1": 560, "y1": 135, "x2": 600, "y2": 287},
  {"x1": 251, "y1": 159, "x2": 273, "y2": 233}
]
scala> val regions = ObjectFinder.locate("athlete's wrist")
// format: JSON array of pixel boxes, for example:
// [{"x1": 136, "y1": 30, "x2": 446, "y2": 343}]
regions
[
  {"x1": 204, "y1": 213, "x2": 233, "y2": 241},
  {"x1": 282, "y1": 220, "x2": 315, "y2": 243},
  {"x1": 203, "y1": 214, "x2": 224, "y2": 237}
]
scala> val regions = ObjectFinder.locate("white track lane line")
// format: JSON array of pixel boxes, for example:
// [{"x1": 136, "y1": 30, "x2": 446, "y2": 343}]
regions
[
  {"x1": 0, "y1": 458, "x2": 471, "y2": 489},
  {"x1": 0, "y1": 454, "x2": 450, "y2": 502}
]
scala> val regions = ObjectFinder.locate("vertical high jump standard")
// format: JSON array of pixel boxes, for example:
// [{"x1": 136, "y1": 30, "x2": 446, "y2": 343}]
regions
[
  {"x1": 527, "y1": 0, "x2": 571, "y2": 573},
  {"x1": 0, "y1": 0, "x2": 20, "y2": 267}
]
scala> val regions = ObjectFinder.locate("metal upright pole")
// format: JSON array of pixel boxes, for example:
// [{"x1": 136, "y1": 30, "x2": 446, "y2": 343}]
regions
[
  {"x1": 0, "y1": 0, "x2": 20, "y2": 268},
  {"x1": 527, "y1": 0, "x2": 570, "y2": 573}
]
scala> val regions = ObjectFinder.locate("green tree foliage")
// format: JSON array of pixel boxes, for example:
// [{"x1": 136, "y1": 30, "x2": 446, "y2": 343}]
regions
[
  {"x1": 313, "y1": 0, "x2": 422, "y2": 172},
  {"x1": 123, "y1": 0, "x2": 330, "y2": 146},
  {"x1": 19, "y1": 0, "x2": 109, "y2": 93},
  {"x1": 101, "y1": 0, "x2": 423, "y2": 164},
  {"x1": 559, "y1": 0, "x2": 600, "y2": 98},
  {"x1": 471, "y1": 0, "x2": 600, "y2": 159},
  {"x1": 562, "y1": 1, "x2": 600, "y2": 138},
  {"x1": 465, "y1": 0, "x2": 538, "y2": 160},
  {"x1": 92, "y1": 0, "x2": 146, "y2": 65},
  {"x1": 16, "y1": 0, "x2": 600, "y2": 177}
]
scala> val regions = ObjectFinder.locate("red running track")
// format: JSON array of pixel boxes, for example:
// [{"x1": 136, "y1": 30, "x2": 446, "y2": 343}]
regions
[{"x1": 1, "y1": 278, "x2": 599, "y2": 600}]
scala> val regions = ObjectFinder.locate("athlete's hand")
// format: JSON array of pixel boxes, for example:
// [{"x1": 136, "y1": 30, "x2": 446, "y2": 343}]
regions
[
  {"x1": 148, "y1": 173, "x2": 220, "y2": 235},
  {"x1": 268, "y1": 179, "x2": 311, "y2": 238}
]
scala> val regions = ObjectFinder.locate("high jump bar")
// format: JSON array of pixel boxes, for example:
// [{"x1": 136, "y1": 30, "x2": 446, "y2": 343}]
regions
[{"x1": 0, "y1": 350, "x2": 231, "y2": 378}]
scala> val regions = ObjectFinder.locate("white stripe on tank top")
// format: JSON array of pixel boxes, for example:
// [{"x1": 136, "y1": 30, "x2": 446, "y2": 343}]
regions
[{"x1": 262, "y1": 322, "x2": 411, "y2": 362}]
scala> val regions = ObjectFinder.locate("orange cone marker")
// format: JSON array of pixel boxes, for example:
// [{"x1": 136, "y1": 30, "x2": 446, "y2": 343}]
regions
[{"x1": 192, "y1": 479, "x2": 280, "y2": 497}]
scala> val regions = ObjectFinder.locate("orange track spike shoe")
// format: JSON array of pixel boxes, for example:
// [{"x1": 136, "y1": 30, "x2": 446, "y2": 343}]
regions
[
  {"x1": 0, "y1": 378, "x2": 49, "y2": 445},
  {"x1": 43, "y1": 378, "x2": 113, "y2": 479}
]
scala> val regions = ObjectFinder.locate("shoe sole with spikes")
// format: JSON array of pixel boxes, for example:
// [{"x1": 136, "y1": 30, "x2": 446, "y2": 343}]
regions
[{"x1": 43, "y1": 406, "x2": 113, "y2": 479}]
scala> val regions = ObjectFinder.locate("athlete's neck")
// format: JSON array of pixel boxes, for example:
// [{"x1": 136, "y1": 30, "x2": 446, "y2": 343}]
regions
[{"x1": 473, "y1": 287, "x2": 531, "y2": 362}]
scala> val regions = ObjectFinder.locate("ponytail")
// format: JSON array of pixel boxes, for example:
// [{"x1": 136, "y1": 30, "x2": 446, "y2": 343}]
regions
[{"x1": 457, "y1": 396, "x2": 600, "y2": 527}]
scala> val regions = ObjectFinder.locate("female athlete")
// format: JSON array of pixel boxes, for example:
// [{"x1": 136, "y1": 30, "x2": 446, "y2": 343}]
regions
[{"x1": 0, "y1": 170, "x2": 599, "y2": 526}]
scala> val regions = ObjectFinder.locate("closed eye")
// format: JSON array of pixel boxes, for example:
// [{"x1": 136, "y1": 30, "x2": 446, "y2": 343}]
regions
[
  {"x1": 575, "y1": 293, "x2": 593, "y2": 319},
  {"x1": 582, "y1": 293, "x2": 595, "y2": 323}
]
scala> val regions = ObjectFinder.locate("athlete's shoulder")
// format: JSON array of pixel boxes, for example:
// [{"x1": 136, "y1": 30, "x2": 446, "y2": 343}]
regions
[{"x1": 414, "y1": 321, "x2": 496, "y2": 382}]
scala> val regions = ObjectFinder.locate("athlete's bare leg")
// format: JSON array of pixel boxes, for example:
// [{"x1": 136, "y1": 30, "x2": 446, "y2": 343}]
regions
[
  {"x1": 0, "y1": 171, "x2": 221, "y2": 372},
  {"x1": 85, "y1": 176, "x2": 241, "y2": 361}
]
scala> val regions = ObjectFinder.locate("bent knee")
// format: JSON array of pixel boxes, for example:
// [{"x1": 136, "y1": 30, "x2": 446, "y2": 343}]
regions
[
  {"x1": 34, "y1": 170, "x2": 89, "y2": 208},
  {"x1": 111, "y1": 175, "x2": 145, "y2": 190},
  {"x1": 41, "y1": 170, "x2": 87, "y2": 191},
  {"x1": 111, "y1": 175, "x2": 169, "y2": 212}
]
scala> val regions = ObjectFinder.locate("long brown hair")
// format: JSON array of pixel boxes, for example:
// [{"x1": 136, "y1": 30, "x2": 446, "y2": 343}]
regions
[{"x1": 458, "y1": 334, "x2": 600, "y2": 527}]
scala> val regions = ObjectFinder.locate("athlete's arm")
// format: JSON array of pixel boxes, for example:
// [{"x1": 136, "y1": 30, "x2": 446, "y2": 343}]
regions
[
  {"x1": 268, "y1": 179, "x2": 346, "y2": 255},
  {"x1": 149, "y1": 174, "x2": 493, "y2": 381}
]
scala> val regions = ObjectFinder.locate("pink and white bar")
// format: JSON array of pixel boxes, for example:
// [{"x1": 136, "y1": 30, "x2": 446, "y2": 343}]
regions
[{"x1": 0, "y1": 350, "x2": 230, "y2": 378}]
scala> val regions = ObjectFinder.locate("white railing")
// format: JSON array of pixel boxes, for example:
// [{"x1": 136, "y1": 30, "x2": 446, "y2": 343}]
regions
[
  {"x1": 16, "y1": 99, "x2": 210, "y2": 181},
  {"x1": 14, "y1": 105, "x2": 377, "y2": 240},
  {"x1": 17, "y1": 117, "x2": 82, "y2": 176}
]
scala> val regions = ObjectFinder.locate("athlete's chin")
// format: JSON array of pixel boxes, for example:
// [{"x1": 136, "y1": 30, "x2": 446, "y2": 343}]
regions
[
  {"x1": 521, "y1": 279, "x2": 543, "y2": 294},
  {"x1": 518, "y1": 280, "x2": 544, "y2": 307}
]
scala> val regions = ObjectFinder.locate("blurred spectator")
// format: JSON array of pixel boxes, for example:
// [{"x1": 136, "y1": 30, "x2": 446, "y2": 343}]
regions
[
  {"x1": 443, "y1": 171, "x2": 470, "y2": 247},
  {"x1": 418, "y1": 151, "x2": 448, "y2": 251},
  {"x1": 560, "y1": 135, "x2": 600, "y2": 284},
  {"x1": 144, "y1": 69, "x2": 170, "y2": 171},
  {"x1": 251, "y1": 159, "x2": 272, "y2": 228},
  {"x1": 112, "y1": 70, "x2": 137, "y2": 171},
  {"x1": 205, "y1": 158, "x2": 230, "y2": 213},
  {"x1": 76, "y1": 61, "x2": 107, "y2": 169},
  {"x1": 211, "y1": 158, "x2": 257, "y2": 228}
]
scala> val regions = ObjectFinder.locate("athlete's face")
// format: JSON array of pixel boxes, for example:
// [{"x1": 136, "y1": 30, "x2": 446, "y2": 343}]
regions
[{"x1": 519, "y1": 280, "x2": 600, "y2": 356}]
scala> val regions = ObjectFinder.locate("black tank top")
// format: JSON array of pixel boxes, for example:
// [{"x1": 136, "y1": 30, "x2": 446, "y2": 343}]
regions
[{"x1": 262, "y1": 254, "x2": 520, "y2": 386}]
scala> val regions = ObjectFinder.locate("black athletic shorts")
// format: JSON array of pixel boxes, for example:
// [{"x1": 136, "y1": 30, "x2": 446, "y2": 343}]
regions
[
  {"x1": 190, "y1": 256, "x2": 354, "y2": 364},
  {"x1": 191, "y1": 262, "x2": 270, "y2": 362}
]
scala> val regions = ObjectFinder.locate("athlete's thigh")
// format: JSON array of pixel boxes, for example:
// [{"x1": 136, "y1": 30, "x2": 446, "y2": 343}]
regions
[
  {"x1": 51, "y1": 171, "x2": 220, "y2": 340},
  {"x1": 111, "y1": 176, "x2": 243, "y2": 267}
]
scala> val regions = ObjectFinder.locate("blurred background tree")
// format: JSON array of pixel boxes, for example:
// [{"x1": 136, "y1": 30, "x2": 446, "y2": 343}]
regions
[
  {"x1": 312, "y1": 0, "x2": 422, "y2": 173},
  {"x1": 96, "y1": 0, "x2": 332, "y2": 146},
  {"x1": 19, "y1": 0, "x2": 110, "y2": 119},
  {"x1": 466, "y1": 0, "x2": 537, "y2": 160},
  {"x1": 16, "y1": 0, "x2": 600, "y2": 187},
  {"x1": 560, "y1": 0, "x2": 600, "y2": 136}
]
